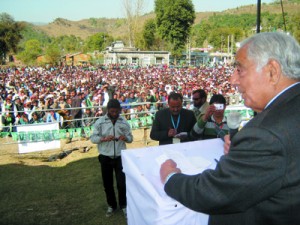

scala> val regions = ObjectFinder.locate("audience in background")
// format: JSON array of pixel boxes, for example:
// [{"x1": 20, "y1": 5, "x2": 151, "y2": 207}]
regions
[{"x1": 0, "y1": 63, "x2": 242, "y2": 133}]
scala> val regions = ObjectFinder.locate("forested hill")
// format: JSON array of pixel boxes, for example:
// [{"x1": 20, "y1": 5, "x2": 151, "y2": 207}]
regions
[{"x1": 34, "y1": 1, "x2": 300, "y2": 40}]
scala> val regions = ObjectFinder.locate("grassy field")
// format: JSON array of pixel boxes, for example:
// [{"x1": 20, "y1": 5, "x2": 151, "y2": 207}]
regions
[{"x1": 0, "y1": 129, "x2": 158, "y2": 225}]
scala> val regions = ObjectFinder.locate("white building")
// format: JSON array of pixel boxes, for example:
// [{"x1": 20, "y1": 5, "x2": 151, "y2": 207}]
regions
[{"x1": 103, "y1": 41, "x2": 170, "y2": 67}]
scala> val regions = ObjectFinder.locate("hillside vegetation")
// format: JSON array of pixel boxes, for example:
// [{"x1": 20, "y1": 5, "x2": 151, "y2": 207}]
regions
[{"x1": 35, "y1": 1, "x2": 300, "y2": 40}]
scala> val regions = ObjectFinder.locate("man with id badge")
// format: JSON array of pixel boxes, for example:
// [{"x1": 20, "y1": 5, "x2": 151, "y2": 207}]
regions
[{"x1": 150, "y1": 92, "x2": 196, "y2": 145}]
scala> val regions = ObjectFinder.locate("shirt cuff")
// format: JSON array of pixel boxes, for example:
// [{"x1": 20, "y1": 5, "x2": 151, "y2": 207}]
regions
[{"x1": 165, "y1": 172, "x2": 178, "y2": 184}]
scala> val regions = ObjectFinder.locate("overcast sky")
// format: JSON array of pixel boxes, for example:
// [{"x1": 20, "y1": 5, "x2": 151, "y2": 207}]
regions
[{"x1": 1, "y1": 0, "x2": 275, "y2": 23}]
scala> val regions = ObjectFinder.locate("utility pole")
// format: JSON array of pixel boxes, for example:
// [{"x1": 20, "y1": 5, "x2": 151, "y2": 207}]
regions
[
  {"x1": 256, "y1": 0, "x2": 261, "y2": 33},
  {"x1": 186, "y1": 37, "x2": 191, "y2": 66}
]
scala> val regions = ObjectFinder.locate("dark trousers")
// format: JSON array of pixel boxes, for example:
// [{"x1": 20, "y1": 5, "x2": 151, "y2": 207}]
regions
[{"x1": 98, "y1": 154, "x2": 126, "y2": 209}]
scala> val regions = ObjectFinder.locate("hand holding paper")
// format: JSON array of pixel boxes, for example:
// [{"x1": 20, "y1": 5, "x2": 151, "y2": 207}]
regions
[{"x1": 174, "y1": 132, "x2": 188, "y2": 139}]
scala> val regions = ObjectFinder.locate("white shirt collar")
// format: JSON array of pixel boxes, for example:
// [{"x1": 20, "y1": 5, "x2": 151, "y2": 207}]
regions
[{"x1": 265, "y1": 82, "x2": 300, "y2": 109}]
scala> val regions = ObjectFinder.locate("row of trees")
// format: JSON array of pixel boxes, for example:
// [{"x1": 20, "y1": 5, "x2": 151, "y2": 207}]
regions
[{"x1": 1, "y1": 0, "x2": 300, "y2": 66}]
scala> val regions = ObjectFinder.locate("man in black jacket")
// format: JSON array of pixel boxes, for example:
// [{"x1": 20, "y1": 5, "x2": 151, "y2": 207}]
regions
[{"x1": 150, "y1": 92, "x2": 196, "y2": 145}]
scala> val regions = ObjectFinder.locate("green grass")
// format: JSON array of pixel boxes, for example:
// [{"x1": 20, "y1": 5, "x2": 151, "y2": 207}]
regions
[
  {"x1": 0, "y1": 154, "x2": 128, "y2": 225},
  {"x1": 0, "y1": 128, "x2": 157, "y2": 225}
]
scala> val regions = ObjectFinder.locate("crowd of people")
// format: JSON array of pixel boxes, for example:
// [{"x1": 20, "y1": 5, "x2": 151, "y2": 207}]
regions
[{"x1": 0, "y1": 63, "x2": 242, "y2": 133}]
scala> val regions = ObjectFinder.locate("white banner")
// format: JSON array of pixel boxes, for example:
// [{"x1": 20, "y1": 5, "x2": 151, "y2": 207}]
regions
[
  {"x1": 16, "y1": 123, "x2": 61, "y2": 154},
  {"x1": 122, "y1": 139, "x2": 224, "y2": 225}
]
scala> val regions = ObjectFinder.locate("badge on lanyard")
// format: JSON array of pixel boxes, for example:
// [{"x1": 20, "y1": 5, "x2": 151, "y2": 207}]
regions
[{"x1": 172, "y1": 137, "x2": 180, "y2": 144}]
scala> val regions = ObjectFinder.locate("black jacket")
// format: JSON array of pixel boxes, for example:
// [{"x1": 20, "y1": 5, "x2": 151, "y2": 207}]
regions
[{"x1": 150, "y1": 108, "x2": 196, "y2": 145}]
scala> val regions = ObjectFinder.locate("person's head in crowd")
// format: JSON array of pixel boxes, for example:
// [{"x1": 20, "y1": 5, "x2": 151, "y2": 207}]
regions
[
  {"x1": 24, "y1": 99, "x2": 32, "y2": 108},
  {"x1": 168, "y1": 92, "x2": 183, "y2": 116},
  {"x1": 45, "y1": 95, "x2": 54, "y2": 105},
  {"x1": 80, "y1": 92, "x2": 85, "y2": 100},
  {"x1": 209, "y1": 94, "x2": 226, "y2": 105},
  {"x1": 107, "y1": 99, "x2": 121, "y2": 121},
  {"x1": 85, "y1": 107, "x2": 92, "y2": 115},
  {"x1": 120, "y1": 94, "x2": 126, "y2": 103},
  {"x1": 192, "y1": 89, "x2": 207, "y2": 108},
  {"x1": 231, "y1": 32, "x2": 300, "y2": 112},
  {"x1": 208, "y1": 94, "x2": 227, "y2": 118},
  {"x1": 58, "y1": 96, "x2": 65, "y2": 104},
  {"x1": 70, "y1": 89, "x2": 77, "y2": 98},
  {"x1": 32, "y1": 99, "x2": 39, "y2": 107},
  {"x1": 66, "y1": 98, "x2": 72, "y2": 105},
  {"x1": 31, "y1": 112, "x2": 40, "y2": 121},
  {"x1": 20, "y1": 113, "x2": 29, "y2": 123},
  {"x1": 113, "y1": 93, "x2": 118, "y2": 99},
  {"x1": 13, "y1": 95, "x2": 21, "y2": 104},
  {"x1": 129, "y1": 92, "x2": 135, "y2": 99}
]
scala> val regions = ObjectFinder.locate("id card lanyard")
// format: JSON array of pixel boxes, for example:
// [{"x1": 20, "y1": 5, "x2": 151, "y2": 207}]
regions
[
  {"x1": 171, "y1": 114, "x2": 181, "y2": 144},
  {"x1": 171, "y1": 114, "x2": 181, "y2": 131}
]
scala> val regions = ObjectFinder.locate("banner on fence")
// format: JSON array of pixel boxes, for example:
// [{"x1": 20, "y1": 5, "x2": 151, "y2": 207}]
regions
[{"x1": 16, "y1": 122, "x2": 60, "y2": 154}]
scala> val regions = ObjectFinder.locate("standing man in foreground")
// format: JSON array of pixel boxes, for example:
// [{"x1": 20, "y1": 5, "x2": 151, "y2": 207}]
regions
[
  {"x1": 160, "y1": 32, "x2": 300, "y2": 224},
  {"x1": 90, "y1": 99, "x2": 133, "y2": 218},
  {"x1": 150, "y1": 92, "x2": 196, "y2": 145}
]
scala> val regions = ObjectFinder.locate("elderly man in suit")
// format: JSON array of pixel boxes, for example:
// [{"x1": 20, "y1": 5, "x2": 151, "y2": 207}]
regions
[{"x1": 160, "y1": 32, "x2": 300, "y2": 225}]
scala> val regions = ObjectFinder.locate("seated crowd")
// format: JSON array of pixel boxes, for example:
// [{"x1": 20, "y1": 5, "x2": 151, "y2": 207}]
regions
[{"x1": 0, "y1": 64, "x2": 242, "y2": 134}]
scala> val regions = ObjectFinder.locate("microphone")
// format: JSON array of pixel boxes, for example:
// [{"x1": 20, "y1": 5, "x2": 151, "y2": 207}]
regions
[{"x1": 226, "y1": 111, "x2": 242, "y2": 140}]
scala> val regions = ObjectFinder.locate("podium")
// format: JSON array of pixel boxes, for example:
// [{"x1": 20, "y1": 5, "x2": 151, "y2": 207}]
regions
[{"x1": 121, "y1": 139, "x2": 224, "y2": 225}]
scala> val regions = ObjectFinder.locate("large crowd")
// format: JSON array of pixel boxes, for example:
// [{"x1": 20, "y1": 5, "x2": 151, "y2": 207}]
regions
[{"x1": 0, "y1": 64, "x2": 242, "y2": 133}]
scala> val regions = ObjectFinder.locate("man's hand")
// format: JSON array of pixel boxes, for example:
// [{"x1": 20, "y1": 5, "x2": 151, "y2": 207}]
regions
[
  {"x1": 203, "y1": 105, "x2": 216, "y2": 121},
  {"x1": 118, "y1": 135, "x2": 126, "y2": 141},
  {"x1": 174, "y1": 132, "x2": 188, "y2": 140},
  {"x1": 102, "y1": 135, "x2": 115, "y2": 142},
  {"x1": 160, "y1": 159, "x2": 181, "y2": 184},
  {"x1": 168, "y1": 128, "x2": 177, "y2": 137}
]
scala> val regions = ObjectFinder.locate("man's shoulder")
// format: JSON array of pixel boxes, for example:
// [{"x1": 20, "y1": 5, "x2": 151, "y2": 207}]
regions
[
  {"x1": 94, "y1": 115, "x2": 107, "y2": 124},
  {"x1": 156, "y1": 108, "x2": 169, "y2": 115},
  {"x1": 181, "y1": 108, "x2": 195, "y2": 115},
  {"x1": 118, "y1": 115, "x2": 129, "y2": 122}
]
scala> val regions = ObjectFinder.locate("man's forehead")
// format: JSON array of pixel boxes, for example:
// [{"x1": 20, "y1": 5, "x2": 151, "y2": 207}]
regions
[{"x1": 169, "y1": 99, "x2": 182, "y2": 105}]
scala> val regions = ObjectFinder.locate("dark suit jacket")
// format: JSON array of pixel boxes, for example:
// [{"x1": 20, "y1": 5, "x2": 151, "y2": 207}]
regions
[
  {"x1": 150, "y1": 108, "x2": 196, "y2": 145},
  {"x1": 165, "y1": 83, "x2": 300, "y2": 225}
]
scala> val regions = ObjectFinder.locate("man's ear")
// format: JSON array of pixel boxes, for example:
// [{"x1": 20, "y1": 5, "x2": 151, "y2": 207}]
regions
[{"x1": 267, "y1": 59, "x2": 281, "y2": 85}]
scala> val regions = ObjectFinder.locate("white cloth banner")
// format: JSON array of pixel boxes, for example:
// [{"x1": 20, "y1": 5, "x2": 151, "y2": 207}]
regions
[
  {"x1": 16, "y1": 122, "x2": 60, "y2": 154},
  {"x1": 122, "y1": 139, "x2": 224, "y2": 225}
]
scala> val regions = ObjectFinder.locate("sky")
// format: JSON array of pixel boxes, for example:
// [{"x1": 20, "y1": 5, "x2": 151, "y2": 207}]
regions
[{"x1": 1, "y1": 0, "x2": 275, "y2": 24}]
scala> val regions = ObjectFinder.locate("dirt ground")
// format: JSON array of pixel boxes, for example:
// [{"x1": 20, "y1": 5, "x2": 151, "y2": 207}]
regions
[{"x1": 0, "y1": 128, "x2": 158, "y2": 166}]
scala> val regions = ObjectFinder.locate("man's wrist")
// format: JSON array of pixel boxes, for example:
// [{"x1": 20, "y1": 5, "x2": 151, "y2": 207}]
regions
[{"x1": 165, "y1": 172, "x2": 177, "y2": 184}]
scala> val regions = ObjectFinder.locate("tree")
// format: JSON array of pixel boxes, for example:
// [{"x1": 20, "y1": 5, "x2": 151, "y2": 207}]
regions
[
  {"x1": 123, "y1": 0, "x2": 145, "y2": 47},
  {"x1": 155, "y1": 0, "x2": 195, "y2": 62},
  {"x1": 0, "y1": 13, "x2": 24, "y2": 64},
  {"x1": 17, "y1": 39, "x2": 42, "y2": 65},
  {"x1": 192, "y1": 21, "x2": 212, "y2": 47},
  {"x1": 142, "y1": 19, "x2": 157, "y2": 50},
  {"x1": 84, "y1": 33, "x2": 112, "y2": 52},
  {"x1": 52, "y1": 35, "x2": 83, "y2": 54},
  {"x1": 287, "y1": 13, "x2": 300, "y2": 43},
  {"x1": 45, "y1": 43, "x2": 61, "y2": 65},
  {"x1": 19, "y1": 24, "x2": 51, "y2": 50}
]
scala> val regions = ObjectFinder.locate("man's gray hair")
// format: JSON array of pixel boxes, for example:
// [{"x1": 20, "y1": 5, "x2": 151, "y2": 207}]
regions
[{"x1": 240, "y1": 32, "x2": 300, "y2": 80}]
